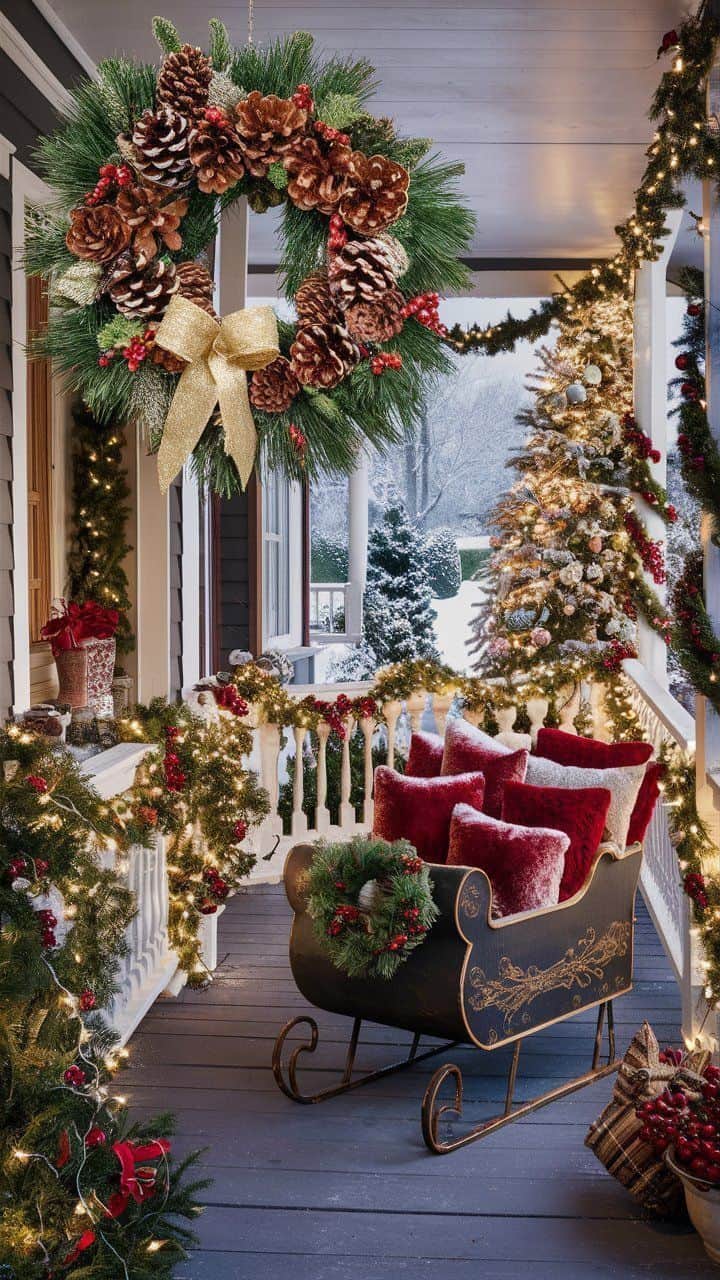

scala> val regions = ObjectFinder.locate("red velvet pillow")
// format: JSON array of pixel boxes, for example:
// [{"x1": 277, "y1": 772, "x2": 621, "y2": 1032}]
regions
[
  {"x1": 447, "y1": 803, "x2": 567, "y2": 918},
  {"x1": 501, "y1": 779, "x2": 611, "y2": 901},
  {"x1": 441, "y1": 718, "x2": 528, "y2": 819},
  {"x1": 406, "y1": 730, "x2": 443, "y2": 778},
  {"x1": 373, "y1": 766, "x2": 485, "y2": 865},
  {"x1": 535, "y1": 727, "x2": 659, "y2": 847}
]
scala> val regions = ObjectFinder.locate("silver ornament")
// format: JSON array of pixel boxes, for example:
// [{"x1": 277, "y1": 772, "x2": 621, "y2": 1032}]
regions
[
  {"x1": 566, "y1": 382, "x2": 587, "y2": 404},
  {"x1": 583, "y1": 363, "x2": 602, "y2": 386}
]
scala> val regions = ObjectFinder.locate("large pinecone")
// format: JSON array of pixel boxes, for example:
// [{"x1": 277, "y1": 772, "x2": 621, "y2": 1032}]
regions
[
  {"x1": 340, "y1": 152, "x2": 409, "y2": 235},
  {"x1": 150, "y1": 260, "x2": 216, "y2": 372},
  {"x1": 114, "y1": 185, "x2": 188, "y2": 265},
  {"x1": 132, "y1": 107, "x2": 191, "y2": 189},
  {"x1": 295, "y1": 270, "x2": 342, "y2": 327},
  {"x1": 290, "y1": 323, "x2": 360, "y2": 390},
  {"x1": 108, "y1": 252, "x2": 178, "y2": 318},
  {"x1": 328, "y1": 237, "x2": 397, "y2": 310},
  {"x1": 189, "y1": 113, "x2": 245, "y2": 195},
  {"x1": 66, "y1": 204, "x2": 131, "y2": 263},
  {"x1": 284, "y1": 137, "x2": 351, "y2": 215},
  {"x1": 157, "y1": 44, "x2": 212, "y2": 121},
  {"x1": 249, "y1": 357, "x2": 300, "y2": 413},
  {"x1": 345, "y1": 287, "x2": 405, "y2": 343},
  {"x1": 235, "y1": 91, "x2": 308, "y2": 177}
]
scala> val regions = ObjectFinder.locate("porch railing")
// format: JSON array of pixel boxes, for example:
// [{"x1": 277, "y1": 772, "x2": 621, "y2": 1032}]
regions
[{"x1": 309, "y1": 582, "x2": 350, "y2": 643}]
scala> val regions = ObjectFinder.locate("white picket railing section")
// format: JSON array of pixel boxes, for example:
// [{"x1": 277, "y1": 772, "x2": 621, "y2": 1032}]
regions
[{"x1": 309, "y1": 582, "x2": 351, "y2": 643}]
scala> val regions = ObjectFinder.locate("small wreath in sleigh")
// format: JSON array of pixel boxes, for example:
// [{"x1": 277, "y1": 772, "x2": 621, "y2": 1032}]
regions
[{"x1": 306, "y1": 835, "x2": 439, "y2": 980}]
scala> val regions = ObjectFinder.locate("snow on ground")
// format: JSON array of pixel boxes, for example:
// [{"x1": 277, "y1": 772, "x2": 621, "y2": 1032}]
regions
[{"x1": 432, "y1": 580, "x2": 485, "y2": 673}]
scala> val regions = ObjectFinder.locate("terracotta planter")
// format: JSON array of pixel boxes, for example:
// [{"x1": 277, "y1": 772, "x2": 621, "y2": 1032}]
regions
[
  {"x1": 54, "y1": 647, "x2": 88, "y2": 709},
  {"x1": 83, "y1": 637, "x2": 116, "y2": 717},
  {"x1": 667, "y1": 1150, "x2": 720, "y2": 1262}
]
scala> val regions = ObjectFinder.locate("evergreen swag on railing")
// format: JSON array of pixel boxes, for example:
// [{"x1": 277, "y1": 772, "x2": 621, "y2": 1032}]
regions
[
  {"x1": 25, "y1": 16, "x2": 474, "y2": 498},
  {"x1": 0, "y1": 726, "x2": 206, "y2": 1276},
  {"x1": 445, "y1": 5, "x2": 720, "y2": 357}
]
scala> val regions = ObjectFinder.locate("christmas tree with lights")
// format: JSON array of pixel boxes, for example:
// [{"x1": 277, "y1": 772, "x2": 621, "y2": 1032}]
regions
[{"x1": 471, "y1": 295, "x2": 672, "y2": 688}]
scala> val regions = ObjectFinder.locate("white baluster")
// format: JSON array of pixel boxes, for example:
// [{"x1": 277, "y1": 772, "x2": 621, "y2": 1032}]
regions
[
  {"x1": 495, "y1": 706, "x2": 517, "y2": 737},
  {"x1": 339, "y1": 717, "x2": 356, "y2": 829},
  {"x1": 315, "y1": 723, "x2": 331, "y2": 833},
  {"x1": 405, "y1": 689, "x2": 426, "y2": 732},
  {"x1": 433, "y1": 690, "x2": 454, "y2": 735},
  {"x1": 360, "y1": 716, "x2": 375, "y2": 829},
  {"x1": 258, "y1": 721, "x2": 283, "y2": 846},
  {"x1": 383, "y1": 699, "x2": 402, "y2": 770},
  {"x1": 558, "y1": 684, "x2": 580, "y2": 731},
  {"x1": 589, "y1": 681, "x2": 610, "y2": 741},
  {"x1": 291, "y1": 725, "x2": 308, "y2": 838},
  {"x1": 526, "y1": 696, "x2": 550, "y2": 745}
]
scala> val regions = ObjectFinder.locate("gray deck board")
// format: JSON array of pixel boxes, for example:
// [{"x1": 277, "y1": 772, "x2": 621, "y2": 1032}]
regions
[{"x1": 120, "y1": 887, "x2": 718, "y2": 1278}]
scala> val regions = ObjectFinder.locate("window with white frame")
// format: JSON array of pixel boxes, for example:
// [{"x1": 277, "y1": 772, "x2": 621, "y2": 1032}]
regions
[{"x1": 263, "y1": 470, "x2": 291, "y2": 643}]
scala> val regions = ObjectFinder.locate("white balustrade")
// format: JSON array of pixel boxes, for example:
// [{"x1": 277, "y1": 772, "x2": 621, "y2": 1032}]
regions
[{"x1": 309, "y1": 582, "x2": 351, "y2": 643}]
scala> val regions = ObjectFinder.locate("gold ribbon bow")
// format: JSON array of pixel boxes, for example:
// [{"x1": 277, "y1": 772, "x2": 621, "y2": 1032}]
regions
[{"x1": 154, "y1": 295, "x2": 280, "y2": 493}]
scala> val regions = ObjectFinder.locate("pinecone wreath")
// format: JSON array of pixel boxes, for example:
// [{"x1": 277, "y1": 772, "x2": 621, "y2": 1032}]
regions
[
  {"x1": 65, "y1": 205, "x2": 131, "y2": 262},
  {"x1": 235, "y1": 91, "x2": 308, "y2": 177},
  {"x1": 295, "y1": 270, "x2": 342, "y2": 327},
  {"x1": 290, "y1": 323, "x2": 360, "y2": 390},
  {"x1": 340, "y1": 153, "x2": 409, "y2": 235},
  {"x1": 189, "y1": 111, "x2": 245, "y2": 195},
  {"x1": 157, "y1": 44, "x2": 212, "y2": 121},
  {"x1": 132, "y1": 107, "x2": 191, "y2": 189},
  {"x1": 108, "y1": 252, "x2": 178, "y2": 318},
  {"x1": 249, "y1": 356, "x2": 300, "y2": 413},
  {"x1": 284, "y1": 137, "x2": 351, "y2": 214},
  {"x1": 328, "y1": 238, "x2": 397, "y2": 309},
  {"x1": 345, "y1": 286, "x2": 405, "y2": 343}
]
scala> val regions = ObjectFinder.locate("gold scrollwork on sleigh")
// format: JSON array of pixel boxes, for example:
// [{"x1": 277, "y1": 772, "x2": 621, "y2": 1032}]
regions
[{"x1": 466, "y1": 922, "x2": 631, "y2": 1033}]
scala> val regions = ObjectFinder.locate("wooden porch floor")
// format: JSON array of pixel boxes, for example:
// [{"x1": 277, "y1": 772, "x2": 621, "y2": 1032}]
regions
[{"x1": 122, "y1": 887, "x2": 719, "y2": 1279}]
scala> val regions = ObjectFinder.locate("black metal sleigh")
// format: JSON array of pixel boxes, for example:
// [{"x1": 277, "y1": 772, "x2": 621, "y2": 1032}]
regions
[{"x1": 272, "y1": 840, "x2": 642, "y2": 1153}]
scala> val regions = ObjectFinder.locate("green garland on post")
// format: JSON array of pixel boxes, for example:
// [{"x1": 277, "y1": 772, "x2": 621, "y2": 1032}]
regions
[
  {"x1": 67, "y1": 406, "x2": 134, "y2": 656},
  {"x1": 306, "y1": 835, "x2": 439, "y2": 979},
  {"x1": 445, "y1": 6, "x2": 720, "y2": 356}
]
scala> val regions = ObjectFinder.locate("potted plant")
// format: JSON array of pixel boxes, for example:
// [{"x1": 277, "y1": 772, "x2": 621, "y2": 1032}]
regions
[
  {"x1": 41, "y1": 600, "x2": 121, "y2": 717},
  {"x1": 637, "y1": 1060, "x2": 720, "y2": 1260}
]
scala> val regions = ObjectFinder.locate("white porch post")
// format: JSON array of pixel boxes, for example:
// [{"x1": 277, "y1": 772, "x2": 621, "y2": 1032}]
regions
[
  {"x1": 345, "y1": 448, "x2": 369, "y2": 641},
  {"x1": 632, "y1": 206, "x2": 683, "y2": 686},
  {"x1": 133, "y1": 444, "x2": 171, "y2": 701}
]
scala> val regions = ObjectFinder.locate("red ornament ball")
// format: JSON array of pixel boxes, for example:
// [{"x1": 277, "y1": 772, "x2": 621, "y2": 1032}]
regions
[
  {"x1": 688, "y1": 303, "x2": 702, "y2": 318},
  {"x1": 79, "y1": 989, "x2": 96, "y2": 1012},
  {"x1": 64, "y1": 1065, "x2": 87, "y2": 1087},
  {"x1": 85, "y1": 1126, "x2": 107, "y2": 1148}
]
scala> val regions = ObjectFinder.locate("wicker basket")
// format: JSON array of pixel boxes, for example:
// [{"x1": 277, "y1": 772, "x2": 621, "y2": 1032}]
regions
[{"x1": 54, "y1": 647, "x2": 88, "y2": 709}]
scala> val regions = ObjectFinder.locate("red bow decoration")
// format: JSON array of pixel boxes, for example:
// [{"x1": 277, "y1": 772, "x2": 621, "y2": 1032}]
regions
[
  {"x1": 106, "y1": 1138, "x2": 170, "y2": 1218},
  {"x1": 62, "y1": 1229, "x2": 96, "y2": 1266},
  {"x1": 40, "y1": 599, "x2": 120, "y2": 657}
]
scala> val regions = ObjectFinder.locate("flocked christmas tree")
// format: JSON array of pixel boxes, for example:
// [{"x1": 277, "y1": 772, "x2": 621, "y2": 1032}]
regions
[
  {"x1": 470, "y1": 294, "x2": 672, "y2": 687},
  {"x1": 363, "y1": 503, "x2": 439, "y2": 666}
]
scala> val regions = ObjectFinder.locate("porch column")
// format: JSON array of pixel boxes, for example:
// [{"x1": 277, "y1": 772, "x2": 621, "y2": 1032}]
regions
[
  {"x1": 632, "y1": 206, "x2": 683, "y2": 685},
  {"x1": 345, "y1": 448, "x2": 369, "y2": 641}
]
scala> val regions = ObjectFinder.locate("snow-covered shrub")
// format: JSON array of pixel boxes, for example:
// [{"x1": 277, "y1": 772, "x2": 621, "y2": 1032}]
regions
[
  {"x1": 311, "y1": 535, "x2": 348, "y2": 583},
  {"x1": 424, "y1": 527, "x2": 461, "y2": 599}
]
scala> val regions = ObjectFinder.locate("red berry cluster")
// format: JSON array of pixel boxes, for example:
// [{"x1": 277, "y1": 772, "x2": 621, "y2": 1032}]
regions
[
  {"x1": 622, "y1": 411, "x2": 661, "y2": 464},
  {"x1": 354, "y1": 695, "x2": 377, "y2": 720},
  {"x1": 204, "y1": 106, "x2": 229, "y2": 126},
  {"x1": 79, "y1": 989, "x2": 96, "y2": 1012},
  {"x1": 163, "y1": 725, "x2": 187, "y2": 793},
  {"x1": 37, "y1": 907, "x2": 58, "y2": 949},
  {"x1": 636, "y1": 1063, "x2": 720, "y2": 1183},
  {"x1": 383, "y1": 931, "x2": 409, "y2": 953},
  {"x1": 684, "y1": 870, "x2": 709, "y2": 910},
  {"x1": 85, "y1": 162, "x2": 132, "y2": 206},
  {"x1": 289, "y1": 422, "x2": 307, "y2": 456},
  {"x1": 328, "y1": 212, "x2": 348, "y2": 252},
  {"x1": 292, "y1": 83, "x2": 314, "y2": 112},
  {"x1": 675, "y1": 576, "x2": 720, "y2": 669},
  {"x1": 8, "y1": 855, "x2": 27, "y2": 880},
  {"x1": 622, "y1": 597, "x2": 638, "y2": 619},
  {"x1": 624, "y1": 511, "x2": 666, "y2": 584},
  {"x1": 370, "y1": 351, "x2": 403, "y2": 375},
  {"x1": 64, "y1": 1064, "x2": 86, "y2": 1087},
  {"x1": 315, "y1": 120, "x2": 349, "y2": 146},
  {"x1": 401, "y1": 853, "x2": 424, "y2": 876},
  {"x1": 677, "y1": 432, "x2": 706, "y2": 472},
  {"x1": 311, "y1": 691, "x2": 354, "y2": 737},
  {"x1": 35, "y1": 858, "x2": 50, "y2": 877},
  {"x1": 135, "y1": 804, "x2": 159, "y2": 828},
  {"x1": 213, "y1": 683, "x2": 249, "y2": 716},
  {"x1": 400, "y1": 902, "x2": 427, "y2": 937},
  {"x1": 233, "y1": 819, "x2": 247, "y2": 843},
  {"x1": 601, "y1": 639, "x2": 637, "y2": 673},
  {"x1": 327, "y1": 903, "x2": 364, "y2": 938},
  {"x1": 26, "y1": 774, "x2": 48, "y2": 794},
  {"x1": 202, "y1": 864, "x2": 230, "y2": 903},
  {"x1": 99, "y1": 327, "x2": 155, "y2": 372},
  {"x1": 681, "y1": 380, "x2": 700, "y2": 402},
  {"x1": 402, "y1": 292, "x2": 446, "y2": 337}
]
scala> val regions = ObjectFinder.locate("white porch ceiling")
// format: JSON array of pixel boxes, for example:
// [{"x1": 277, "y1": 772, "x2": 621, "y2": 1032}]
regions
[{"x1": 47, "y1": 0, "x2": 689, "y2": 271}]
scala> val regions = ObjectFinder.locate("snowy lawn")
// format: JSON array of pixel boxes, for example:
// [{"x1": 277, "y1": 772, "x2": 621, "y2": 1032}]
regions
[{"x1": 432, "y1": 580, "x2": 485, "y2": 673}]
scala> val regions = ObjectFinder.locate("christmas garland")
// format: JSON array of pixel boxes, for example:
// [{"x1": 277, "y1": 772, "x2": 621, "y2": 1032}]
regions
[
  {"x1": 0, "y1": 726, "x2": 205, "y2": 1275},
  {"x1": 444, "y1": 6, "x2": 720, "y2": 356},
  {"x1": 117, "y1": 697, "x2": 269, "y2": 983},
  {"x1": 25, "y1": 17, "x2": 474, "y2": 498},
  {"x1": 306, "y1": 835, "x2": 439, "y2": 979},
  {"x1": 671, "y1": 268, "x2": 720, "y2": 537}
]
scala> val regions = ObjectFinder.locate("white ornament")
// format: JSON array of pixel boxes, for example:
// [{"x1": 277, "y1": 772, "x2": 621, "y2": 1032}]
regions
[
  {"x1": 583, "y1": 363, "x2": 602, "y2": 386},
  {"x1": 30, "y1": 884, "x2": 70, "y2": 949},
  {"x1": 358, "y1": 879, "x2": 382, "y2": 914},
  {"x1": 566, "y1": 382, "x2": 587, "y2": 404}
]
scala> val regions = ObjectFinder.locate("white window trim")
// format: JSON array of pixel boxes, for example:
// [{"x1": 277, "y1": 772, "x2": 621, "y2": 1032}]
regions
[{"x1": 263, "y1": 478, "x2": 303, "y2": 651}]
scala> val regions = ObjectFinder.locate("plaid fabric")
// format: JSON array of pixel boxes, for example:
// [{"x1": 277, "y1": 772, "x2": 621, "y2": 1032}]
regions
[{"x1": 585, "y1": 1021, "x2": 709, "y2": 1216}]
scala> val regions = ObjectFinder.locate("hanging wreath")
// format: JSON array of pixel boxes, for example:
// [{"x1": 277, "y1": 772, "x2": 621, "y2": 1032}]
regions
[
  {"x1": 26, "y1": 17, "x2": 474, "y2": 498},
  {"x1": 306, "y1": 835, "x2": 439, "y2": 980}
]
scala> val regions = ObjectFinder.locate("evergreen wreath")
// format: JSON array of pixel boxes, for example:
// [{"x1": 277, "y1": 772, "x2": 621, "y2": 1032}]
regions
[
  {"x1": 306, "y1": 835, "x2": 439, "y2": 980},
  {"x1": 25, "y1": 17, "x2": 474, "y2": 498}
]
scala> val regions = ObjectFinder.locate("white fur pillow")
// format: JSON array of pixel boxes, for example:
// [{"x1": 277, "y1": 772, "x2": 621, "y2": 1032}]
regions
[{"x1": 524, "y1": 756, "x2": 646, "y2": 851}]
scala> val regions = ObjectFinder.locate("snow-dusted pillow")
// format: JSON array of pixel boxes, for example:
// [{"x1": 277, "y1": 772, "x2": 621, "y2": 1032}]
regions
[{"x1": 524, "y1": 756, "x2": 646, "y2": 851}]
